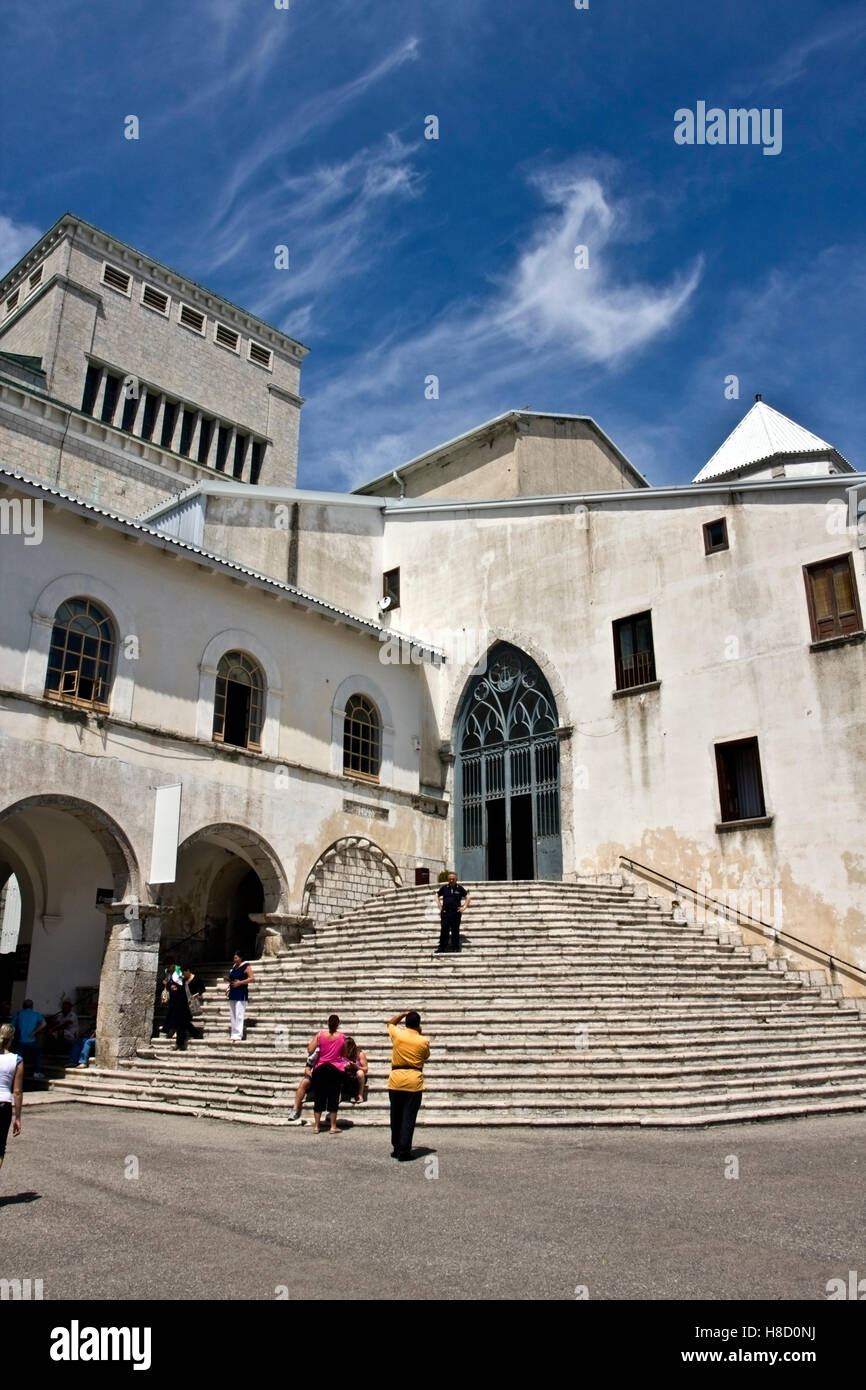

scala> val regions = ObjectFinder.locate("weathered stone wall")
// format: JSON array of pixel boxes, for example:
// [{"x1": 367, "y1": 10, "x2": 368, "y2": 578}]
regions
[{"x1": 303, "y1": 837, "x2": 402, "y2": 926}]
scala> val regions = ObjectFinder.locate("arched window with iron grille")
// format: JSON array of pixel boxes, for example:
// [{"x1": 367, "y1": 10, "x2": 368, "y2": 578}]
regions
[
  {"x1": 455, "y1": 643, "x2": 562, "y2": 881},
  {"x1": 44, "y1": 597, "x2": 116, "y2": 709},
  {"x1": 212, "y1": 651, "x2": 265, "y2": 750},
  {"x1": 343, "y1": 694, "x2": 381, "y2": 780}
]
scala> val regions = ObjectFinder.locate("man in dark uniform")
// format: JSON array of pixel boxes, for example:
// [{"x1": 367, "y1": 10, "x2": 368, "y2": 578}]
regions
[{"x1": 436, "y1": 872, "x2": 470, "y2": 953}]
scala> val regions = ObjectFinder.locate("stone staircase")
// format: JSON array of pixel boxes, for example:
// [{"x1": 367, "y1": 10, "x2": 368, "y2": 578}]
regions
[{"x1": 48, "y1": 878, "x2": 866, "y2": 1127}]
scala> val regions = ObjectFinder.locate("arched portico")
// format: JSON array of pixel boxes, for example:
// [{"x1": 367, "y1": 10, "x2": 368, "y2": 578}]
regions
[
  {"x1": 162, "y1": 822, "x2": 289, "y2": 964},
  {"x1": 0, "y1": 795, "x2": 142, "y2": 1012}
]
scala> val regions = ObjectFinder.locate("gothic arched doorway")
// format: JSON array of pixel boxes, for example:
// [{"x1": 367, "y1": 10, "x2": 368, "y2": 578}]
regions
[{"x1": 455, "y1": 643, "x2": 562, "y2": 881}]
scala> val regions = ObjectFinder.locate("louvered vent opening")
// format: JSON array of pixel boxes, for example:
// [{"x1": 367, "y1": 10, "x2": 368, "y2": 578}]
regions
[
  {"x1": 102, "y1": 262, "x2": 132, "y2": 294},
  {"x1": 215, "y1": 322, "x2": 240, "y2": 352},
  {"x1": 179, "y1": 303, "x2": 206, "y2": 333},
  {"x1": 248, "y1": 341, "x2": 273, "y2": 369},
  {"x1": 5, "y1": 291, "x2": 19, "y2": 315},
  {"x1": 142, "y1": 284, "x2": 169, "y2": 315},
  {"x1": 28, "y1": 266, "x2": 43, "y2": 290}
]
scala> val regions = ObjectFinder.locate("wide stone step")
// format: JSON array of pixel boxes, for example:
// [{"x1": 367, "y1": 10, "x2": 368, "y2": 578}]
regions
[
  {"x1": 66, "y1": 1063, "x2": 866, "y2": 1099},
  {"x1": 205, "y1": 989, "x2": 827, "y2": 1008},
  {"x1": 41, "y1": 1091, "x2": 866, "y2": 1128},
  {"x1": 112, "y1": 1048, "x2": 866, "y2": 1081},
  {"x1": 50, "y1": 1074, "x2": 866, "y2": 1116},
  {"x1": 138, "y1": 1035, "x2": 866, "y2": 1067},
  {"x1": 177, "y1": 1006, "x2": 860, "y2": 1029}
]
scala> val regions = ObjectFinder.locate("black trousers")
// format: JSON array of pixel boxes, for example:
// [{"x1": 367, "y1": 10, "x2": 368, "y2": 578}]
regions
[
  {"x1": 389, "y1": 1089, "x2": 422, "y2": 1157},
  {"x1": 311, "y1": 1062, "x2": 342, "y2": 1113},
  {"x1": 0, "y1": 1102, "x2": 12, "y2": 1157},
  {"x1": 438, "y1": 909, "x2": 461, "y2": 952}
]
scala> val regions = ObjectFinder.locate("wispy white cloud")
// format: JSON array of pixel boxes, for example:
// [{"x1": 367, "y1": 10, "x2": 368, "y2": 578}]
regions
[
  {"x1": 0, "y1": 213, "x2": 42, "y2": 277},
  {"x1": 496, "y1": 168, "x2": 701, "y2": 363},
  {"x1": 198, "y1": 134, "x2": 423, "y2": 339},
  {"x1": 211, "y1": 36, "x2": 421, "y2": 223},
  {"x1": 302, "y1": 166, "x2": 702, "y2": 485},
  {"x1": 755, "y1": 8, "x2": 866, "y2": 92},
  {"x1": 151, "y1": 16, "x2": 289, "y2": 128}
]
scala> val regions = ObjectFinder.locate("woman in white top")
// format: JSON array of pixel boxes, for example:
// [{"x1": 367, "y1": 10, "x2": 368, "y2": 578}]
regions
[{"x1": 0, "y1": 1023, "x2": 23, "y2": 1171}]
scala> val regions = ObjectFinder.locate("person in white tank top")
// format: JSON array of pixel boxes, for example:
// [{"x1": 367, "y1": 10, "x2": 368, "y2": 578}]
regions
[{"x1": 0, "y1": 1023, "x2": 23, "y2": 1172}]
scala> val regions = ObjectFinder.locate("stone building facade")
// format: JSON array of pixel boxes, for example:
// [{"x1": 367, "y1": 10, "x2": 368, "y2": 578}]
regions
[{"x1": 1, "y1": 217, "x2": 865, "y2": 1065}]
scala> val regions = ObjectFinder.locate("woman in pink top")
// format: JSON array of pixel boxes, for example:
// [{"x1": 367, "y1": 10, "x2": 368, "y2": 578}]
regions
[{"x1": 306, "y1": 1014, "x2": 347, "y2": 1134}]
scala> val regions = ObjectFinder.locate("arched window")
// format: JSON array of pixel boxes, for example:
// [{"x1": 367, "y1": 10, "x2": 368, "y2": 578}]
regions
[
  {"x1": 44, "y1": 598, "x2": 115, "y2": 709},
  {"x1": 343, "y1": 694, "x2": 381, "y2": 779},
  {"x1": 213, "y1": 651, "x2": 264, "y2": 750}
]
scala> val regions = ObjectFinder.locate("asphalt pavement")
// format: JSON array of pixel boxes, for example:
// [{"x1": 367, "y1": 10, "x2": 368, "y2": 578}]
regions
[{"x1": 1, "y1": 1103, "x2": 864, "y2": 1301}]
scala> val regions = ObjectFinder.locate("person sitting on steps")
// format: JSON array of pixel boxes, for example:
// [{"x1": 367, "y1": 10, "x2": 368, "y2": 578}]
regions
[
  {"x1": 341, "y1": 1037, "x2": 369, "y2": 1105},
  {"x1": 287, "y1": 1044, "x2": 319, "y2": 1122}
]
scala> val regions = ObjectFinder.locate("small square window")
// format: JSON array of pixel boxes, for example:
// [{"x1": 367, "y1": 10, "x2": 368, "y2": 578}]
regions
[
  {"x1": 214, "y1": 322, "x2": 240, "y2": 353},
  {"x1": 179, "y1": 302, "x2": 206, "y2": 335},
  {"x1": 141, "y1": 283, "x2": 170, "y2": 316},
  {"x1": 703, "y1": 518, "x2": 728, "y2": 554},
  {"x1": 248, "y1": 340, "x2": 273, "y2": 370},
  {"x1": 101, "y1": 262, "x2": 132, "y2": 296},
  {"x1": 382, "y1": 568, "x2": 400, "y2": 610},
  {"x1": 715, "y1": 738, "x2": 766, "y2": 822}
]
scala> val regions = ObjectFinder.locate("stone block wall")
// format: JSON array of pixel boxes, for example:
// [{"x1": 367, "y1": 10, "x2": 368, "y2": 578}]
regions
[{"x1": 302, "y1": 837, "x2": 403, "y2": 926}]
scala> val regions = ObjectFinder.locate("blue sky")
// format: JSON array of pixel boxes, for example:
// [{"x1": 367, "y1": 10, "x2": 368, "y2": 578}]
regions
[{"x1": 1, "y1": 0, "x2": 864, "y2": 489}]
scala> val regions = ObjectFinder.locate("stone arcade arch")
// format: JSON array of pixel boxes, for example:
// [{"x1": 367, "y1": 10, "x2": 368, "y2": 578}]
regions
[
  {"x1": 453, "y1": 643, "x2": 564, "y2": 881},
  {"x1": 0, "y1": 795, "x2": 150, "y2": 1066},
  {"x1": 302, "y1": 837, "x2": 402, "y2": 927},
  {"x1": 163, "y1": 823, "x2": 289, "y2": 965},
  {"x1": 0, "y1": 794, "x2": 140, "y2": 1006}
]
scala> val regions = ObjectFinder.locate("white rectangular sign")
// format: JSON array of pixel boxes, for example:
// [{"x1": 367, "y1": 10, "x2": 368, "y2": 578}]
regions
[{"x1": 149, "y1": 784, "x2": 182, "y2": 884}]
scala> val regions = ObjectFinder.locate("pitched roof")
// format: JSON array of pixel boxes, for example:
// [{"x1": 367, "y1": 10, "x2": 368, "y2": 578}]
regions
[
  {"x1": 693, "y1": 400, "x2": 852, "y2": 482},
  {"x1": 0, "y1": 466, "x2": 443, "y2": 662},
  {"x1": 353, "y1": 410, "x2": 650, "y2": 495}
]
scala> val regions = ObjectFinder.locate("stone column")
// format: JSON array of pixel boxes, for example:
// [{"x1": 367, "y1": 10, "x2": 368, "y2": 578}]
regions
[
  {"x1": 91, "y1": 367, "x2": 110, "y2": 421},
  {"x1": 203, "y1": 420, "x2": 220, "y2": 470},
  {"x1": 187, "y1": 410, "x2": 203, "y2": 460},
  {"x1": 218, "y1": 425, "x2": 236, "y2": 473},
  {"x1": 96, "y1": 901, "x2": 173, "y2": 1068}
]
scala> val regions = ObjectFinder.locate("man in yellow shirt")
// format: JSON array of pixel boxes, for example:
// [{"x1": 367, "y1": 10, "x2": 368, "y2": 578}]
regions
[{"x1": 386, "y1": 1008, "x2": 430, "y2": 1161}]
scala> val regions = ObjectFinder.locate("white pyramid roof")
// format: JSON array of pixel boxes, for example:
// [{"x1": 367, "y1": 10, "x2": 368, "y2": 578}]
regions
[{"x1": 693, "y1": 400, "x2": 850, "y2": 482}]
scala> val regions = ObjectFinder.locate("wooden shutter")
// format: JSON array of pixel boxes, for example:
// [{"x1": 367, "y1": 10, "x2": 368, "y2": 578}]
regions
[{"x1": 807, "y1": 556, "x2": 862, "y2": 640}]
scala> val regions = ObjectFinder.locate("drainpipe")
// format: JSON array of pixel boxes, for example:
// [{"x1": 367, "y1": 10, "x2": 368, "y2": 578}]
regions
[{"x1": 391, "y1": 469, "x2": 406, "y2": 499}]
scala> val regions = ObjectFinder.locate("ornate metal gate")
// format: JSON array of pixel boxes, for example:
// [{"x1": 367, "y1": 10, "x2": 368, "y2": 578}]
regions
[{"x1": 455, "y1": 644, "x2": 562, "y2": 880}]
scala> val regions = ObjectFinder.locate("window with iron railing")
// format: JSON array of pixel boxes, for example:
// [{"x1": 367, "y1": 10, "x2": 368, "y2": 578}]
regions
[{"x1": 613, "y1": 611, "x2": 657, "y2": 691}]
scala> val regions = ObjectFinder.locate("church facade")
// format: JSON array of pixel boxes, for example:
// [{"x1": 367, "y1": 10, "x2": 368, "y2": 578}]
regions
[{"x1": 1, "y1": 215, "x2": 864, "y2": 1063}]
